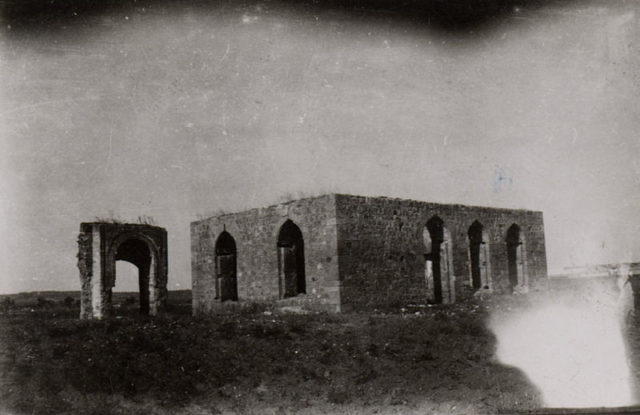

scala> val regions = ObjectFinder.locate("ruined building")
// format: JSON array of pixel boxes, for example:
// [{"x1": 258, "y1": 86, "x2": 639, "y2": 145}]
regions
[
  {"x1": 191, "y1": 194, "x2": 547, "y2": 313},
  {"x1": 77, "y1": 222, "x2": 168, "y2": 319}
]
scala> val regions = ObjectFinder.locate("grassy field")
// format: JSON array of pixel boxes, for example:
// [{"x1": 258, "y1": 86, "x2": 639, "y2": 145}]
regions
[{"x1": 0, "y1": 290, "x2": 637, "y2": 415}]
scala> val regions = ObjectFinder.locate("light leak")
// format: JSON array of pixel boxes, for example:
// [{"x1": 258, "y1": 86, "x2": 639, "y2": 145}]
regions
[{"x1": 490, "y1": 299, "x2": 637, "y2": 408}]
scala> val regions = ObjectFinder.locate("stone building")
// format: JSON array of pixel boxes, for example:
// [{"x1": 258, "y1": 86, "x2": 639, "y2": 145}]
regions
[
  {"x1": 191, "y1": 194, "x2": 547, "y2": 313},
  {"x1": 77, "y1": 222, "x2": 168, "y2": 319}
]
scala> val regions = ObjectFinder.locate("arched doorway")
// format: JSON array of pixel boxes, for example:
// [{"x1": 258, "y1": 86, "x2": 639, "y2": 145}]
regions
[
  {"x1": 114, "y1": 238, "x2": 153, "y2": 314},
  {"x1": 468, "y1": 220, "x2": 490, "y2": 290},
  {"x1": 425, "y1": 216, "x2": 454, "y2": 304},
  {"x1": 215, "y1": 231, "x2": 238, "y2": 302},
  {"x1": 277, "y1": 220, "x2": 306, "y2": 298},
  {"x1": 506, "y1": 224, "x2": 526, "y2": 291}
]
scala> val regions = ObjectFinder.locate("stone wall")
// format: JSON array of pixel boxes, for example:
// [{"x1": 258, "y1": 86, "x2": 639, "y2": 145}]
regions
[
  {"x1": 335, "y1": 195, "x2": 547, "y2": 310},
  {"x1": 191, "y1": 194, "x2": 547, "y2": 313},
  {"x1": 77, "y1": 225, "x2": 94, "y2": 319},
  {"x1": 191, "y1": 194, "x2": 341, "y2": 314}
]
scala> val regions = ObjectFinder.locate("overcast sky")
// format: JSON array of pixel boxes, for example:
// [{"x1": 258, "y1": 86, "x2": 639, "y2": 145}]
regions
[{"x1": 1, "y1": 0, "x2": 639, "y2": 294}]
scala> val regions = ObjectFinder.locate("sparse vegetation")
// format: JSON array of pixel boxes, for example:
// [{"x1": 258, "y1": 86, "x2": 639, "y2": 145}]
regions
[
  {"x1": 3, "y1": 291, "x2": 636, "y2": 415},
  {"x1": 136, "y1": 215, "x2": 156, "y2": 225},
  {"x1": 91, "y1": 215, "x2": 158, "y2": 225},
  {"x1": 194, "y1": 191, "x2": 340, "y2": 221},
  {"x1": 195, "y1": 209, "x2": 230, "y2": 220},
  {"x1": 276, "y1": 190, "x2": 330, "y2": 204},
  {"x1": 0, "y1": 297, "x2": 15, "y2": 311},
  {"x1": 93, "y1": 215, "x2": 124, "y2": 224}
]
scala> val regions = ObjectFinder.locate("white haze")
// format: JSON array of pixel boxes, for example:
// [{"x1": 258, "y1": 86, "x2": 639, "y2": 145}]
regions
[{"x1": 490, "y1": 285, "x2": 638, "y2": 408}]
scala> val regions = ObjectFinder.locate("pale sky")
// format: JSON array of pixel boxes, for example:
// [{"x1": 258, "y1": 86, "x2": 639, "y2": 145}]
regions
[{"x1": 1, "y1": 0, "x2": 639, "y2": 293}]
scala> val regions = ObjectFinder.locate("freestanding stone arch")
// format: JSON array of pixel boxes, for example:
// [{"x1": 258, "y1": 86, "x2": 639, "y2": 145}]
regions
[{"x1": 77, "y1": 222, "x2": 168, "y2": 319}]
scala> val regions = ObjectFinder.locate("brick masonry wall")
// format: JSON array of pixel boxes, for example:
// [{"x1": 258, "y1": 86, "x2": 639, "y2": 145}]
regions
[
  {"x1": 191, "y1": 194, "x2": 341, "y2": 314},
  {"x1": 335, "y1": 194, "x2": 547, "y2": 310}
]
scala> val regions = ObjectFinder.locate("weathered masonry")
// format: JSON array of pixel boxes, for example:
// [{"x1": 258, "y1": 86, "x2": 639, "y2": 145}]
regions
[
  {"x1": 191, "y1": 194, "x2": 547, "y2": 313},
  {"x1": 77, "y1": 222, "x2": 168, "y2": 319}
]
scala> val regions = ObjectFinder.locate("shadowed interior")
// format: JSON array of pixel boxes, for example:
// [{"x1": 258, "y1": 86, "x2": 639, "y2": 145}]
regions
[
  {"x1": 277, "y1": 220, "x2": 306, "y2": 298},
  {"x1": 115, "y1": 238, "x2": 151, "y2": 314}
]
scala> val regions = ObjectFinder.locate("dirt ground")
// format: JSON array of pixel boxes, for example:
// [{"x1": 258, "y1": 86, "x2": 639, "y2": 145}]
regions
[{"x1": 0, "y1": 289, "x2": 637, "y2": 415}]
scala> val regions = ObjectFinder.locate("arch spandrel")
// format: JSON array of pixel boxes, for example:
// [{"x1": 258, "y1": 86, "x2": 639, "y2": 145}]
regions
[{"x1": 108, "y1": 231, "x2": 161, "y2": 260}]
